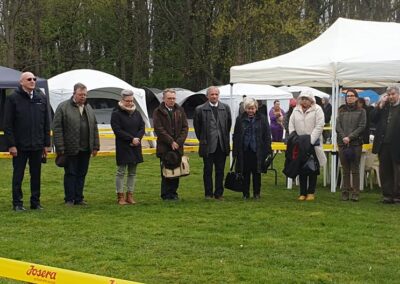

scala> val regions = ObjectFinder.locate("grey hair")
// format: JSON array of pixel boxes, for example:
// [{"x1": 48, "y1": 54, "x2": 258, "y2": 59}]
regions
[
  {"x1": 163, "y1": 88, "x2": 176, "y2": 97},
  {"x1": 73, "y1": 82, "x2": 87, "y2": 93},
  {"x1": 243, "y1": 97, "x2": 258, "y2": 110},
  {"x1": 121, "y1": 89, "x2": 134, "y2": 97},
  {"x1": 386, "y1": 85, "x2": 400, "y2": 94},
  {"x1": 207, "y1": 86, "x2": 220, "y2": 96}
]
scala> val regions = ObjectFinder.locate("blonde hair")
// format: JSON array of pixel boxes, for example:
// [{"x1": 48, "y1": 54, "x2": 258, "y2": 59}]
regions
[{"x1": 243, "y1": 97, "x2": 258, "y2": 110}]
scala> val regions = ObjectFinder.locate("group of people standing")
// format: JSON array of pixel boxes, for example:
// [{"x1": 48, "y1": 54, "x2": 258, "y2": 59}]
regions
[{"x1": 4, "y1": 71, "x2": 400, "y2": 210}]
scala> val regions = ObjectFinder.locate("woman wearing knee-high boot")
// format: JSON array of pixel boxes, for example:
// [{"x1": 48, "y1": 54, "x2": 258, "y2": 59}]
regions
[
  {"x1": 111, "y1": 89, "x2": 145, "y2": 205},
  {"x1": 336, "y1": 89, "x2": 366, "y2": 201}
]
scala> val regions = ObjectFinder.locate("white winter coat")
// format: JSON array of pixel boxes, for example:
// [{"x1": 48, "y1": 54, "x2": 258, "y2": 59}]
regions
[{"x1": 289, "y1": 104, "x2": 327, "y2": 166}]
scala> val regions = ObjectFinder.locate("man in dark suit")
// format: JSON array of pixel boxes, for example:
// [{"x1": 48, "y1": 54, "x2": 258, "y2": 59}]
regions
[
  {"x1": 4, "y1": 72, "x2": 50, "y2": 211},
  {"x1": 194, "y1": 86, "x2": 232, "y2": 200}
]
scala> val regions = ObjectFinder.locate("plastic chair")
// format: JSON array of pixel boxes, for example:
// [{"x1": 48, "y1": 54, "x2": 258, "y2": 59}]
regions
[{"x1": 364, "y1": 153, "x2": 381, "y2": 189}]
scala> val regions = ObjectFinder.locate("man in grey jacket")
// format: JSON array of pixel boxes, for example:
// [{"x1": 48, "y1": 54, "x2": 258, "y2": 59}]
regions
[
  {"x1": 194, "y1": 86, "x2": 231, "y2": 200},
  {"x1": 53, "y1": 83, "x2": 100, "y2": 206}
]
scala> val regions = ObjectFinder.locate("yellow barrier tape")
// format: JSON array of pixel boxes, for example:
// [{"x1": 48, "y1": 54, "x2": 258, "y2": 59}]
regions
[
  {"x1": 0, "y1": 144, "x2": 374, "y2": 159},
  {"x1": 0, "y1": 257, "x2": 141, "y2": 284}
]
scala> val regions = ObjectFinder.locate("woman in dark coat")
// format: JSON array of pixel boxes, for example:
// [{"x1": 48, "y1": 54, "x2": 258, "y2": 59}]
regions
[
  {"x1": 111, "y1": 90, "x2": 145, "y2": 205},
  {"x1": 233, "y1": 98, "x2": 272, "y2": 199}
]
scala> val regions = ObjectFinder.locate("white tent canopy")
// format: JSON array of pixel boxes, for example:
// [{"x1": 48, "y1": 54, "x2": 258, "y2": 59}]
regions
[
  {"x1": 197, "y1": 83, "x2": 292, "y2": 119},
  {"x1": 48, "y1": 69, "x2": 150, "y2": 127},
  {"x1": 231, "y1": 18, "x2": 400, "y2": 88},
  {"x1": 230, "y1": 18, "x2": 400, "y2": 193},
  {"x1": 278, "y1": 86, "x2": 330, "y2": 99}
]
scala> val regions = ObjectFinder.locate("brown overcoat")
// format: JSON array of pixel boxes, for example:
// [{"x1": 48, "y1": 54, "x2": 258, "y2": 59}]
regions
[{"x1": 153, "y1": 102, "x2": 188, "y2": 158}]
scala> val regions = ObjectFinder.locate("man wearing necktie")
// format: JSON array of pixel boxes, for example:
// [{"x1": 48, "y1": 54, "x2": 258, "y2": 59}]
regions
[
  {"x1": 194, "y1": 86, "x2": 232, "y2": 200},
  {"x1": 4, "y1": 72, "x2": 50, "y2": 211}
]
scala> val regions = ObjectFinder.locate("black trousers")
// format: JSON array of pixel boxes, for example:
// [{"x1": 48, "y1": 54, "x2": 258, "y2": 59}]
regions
[
  {"x1": 203, "y1": 144, "x2": 227, "y2": 198},
  {"x1": 160, "y1": 160, "x2": 180, "y2": 200},
  {"x1": 299, "y1": 173, "x2": 317, "y2": 196},
  {"x1": 64, "y1": 151, "x2": 91, "y2": 203},
  {"x1": 379, "y1": 145, "x2": 400, "y2": 200},
  {"x1": 243, "y1": 150, "x2": 261, "y2": 198},
  {"x1": 12, "y1": 149, "x2": 42, "y2": 207}
]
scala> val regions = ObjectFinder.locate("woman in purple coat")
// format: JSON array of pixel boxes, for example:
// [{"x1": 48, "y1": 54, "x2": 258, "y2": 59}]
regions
[{"x1": 269, "y1": 100, "x2": 285, "y2": 142}]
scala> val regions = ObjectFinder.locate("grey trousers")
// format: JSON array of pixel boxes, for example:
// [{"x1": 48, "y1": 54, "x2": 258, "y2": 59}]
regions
[
  {"x1": 338, "y1": 145, "x2": 362, "y2": 194},
  {"x1": 116, "y1": 164, "x2": 137, "y2": 193}
]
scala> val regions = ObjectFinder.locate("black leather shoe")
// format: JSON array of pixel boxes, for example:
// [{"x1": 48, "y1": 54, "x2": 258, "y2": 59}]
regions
[
  {"x1": 74, "y1": 200, "x2": 88, "y2": 205},
  {"x1": 31, "y1": 205, "x2": 44, "y2": 210},
  {"x1": 13, "y1": 205, "x2": 26, "y2": 212}
]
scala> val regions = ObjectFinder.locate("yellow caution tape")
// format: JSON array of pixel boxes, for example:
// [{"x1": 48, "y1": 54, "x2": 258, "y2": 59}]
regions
[{"x1": 0, "y1": 257, "x2": 141, "y2": 284}]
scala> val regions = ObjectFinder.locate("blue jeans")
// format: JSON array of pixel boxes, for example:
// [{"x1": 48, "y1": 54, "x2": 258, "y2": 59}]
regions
[{"x1": 64, "y1": 151, "x2": 91, "y2": 203}]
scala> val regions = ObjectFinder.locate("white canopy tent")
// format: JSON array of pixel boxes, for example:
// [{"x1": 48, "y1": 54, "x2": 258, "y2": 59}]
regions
[
  {"x1": 230, "y1": 17, "x2": 400, "y2": 192},
  {"x1": 278, "y1": 86, "x2": 330, "y2": 99},
  {"x1": 196, "y1": 83, "x2": 293, "y2": 120},
  {"x1": 48, "y1": 69, "x2": 150, "y2": 127}
]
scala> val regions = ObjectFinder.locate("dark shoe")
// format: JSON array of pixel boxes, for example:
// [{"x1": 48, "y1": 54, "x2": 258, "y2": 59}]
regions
[
  {"x1": 393, "y1": 198, "x2": 400, "y2": 204},
  {"x1": 74, "y1": 200, "x2": 88, "y2": 205},
  {"x1": 65, "y1": 201, "x2": 74, "y2": 207},
  {"x1": 351, "y1": 194, "x2": 359, "y2": 202},
  {"x1": 13, "y1": 205, "x2": 26, "y2": 212},
  {"x1": 215, "y1": 196, "x2": 224, "y2": 201},
  {"x1": 382, "y1": 198, "x2": 394, "y2": 204},
  {"x1": 254, "y1": 195, "x2": 261, "y2": 199},
  {"x1": 31, "y1": 205, "x2": 44, "y2": 210},
  {"x1": 205, "y1": 195, "x2": 213, "y2": 200},
  {"x1": 341, "y1": 191, "x2": 349, "y2": 201}
]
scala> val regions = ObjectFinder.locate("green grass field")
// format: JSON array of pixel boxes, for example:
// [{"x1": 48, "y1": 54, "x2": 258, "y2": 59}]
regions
[{"x1": 0, "y1": 153, "x2": 399, "y2": 284}]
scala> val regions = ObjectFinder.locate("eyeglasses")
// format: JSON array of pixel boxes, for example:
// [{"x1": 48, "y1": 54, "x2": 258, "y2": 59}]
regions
[
  {"x1": 27, "y1": 77, "x2": 37, "y2": 82},
  {"x1": 346, "y1": 95, "x2": 356, "y2": 97}
]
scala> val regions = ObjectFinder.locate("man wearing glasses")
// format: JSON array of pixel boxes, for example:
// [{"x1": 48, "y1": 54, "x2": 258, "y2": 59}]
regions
[
  {"x1": 371, "y1": 86, "x2": 400, "y2": 204},
  {"x1": 53, "y1": 83, "x2": 100, "y2": 206},
  {"x1": 4, "y1": 72, "x2": 50, "y2": 211}
]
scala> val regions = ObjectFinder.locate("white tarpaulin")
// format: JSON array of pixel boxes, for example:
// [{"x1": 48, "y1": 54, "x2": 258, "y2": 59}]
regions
[
  {"x1": 196, "y1": 83, "x2": 292, "y2": 119},
  {"x1": 230, "y1": 18, "x2": 400, "y2": 88},
  {"x1": 278, "y1": 86, "x2": 330, "y2": 99},
  {"x1": 48, "y1": 69, "x2": 150, "y2": 127}
]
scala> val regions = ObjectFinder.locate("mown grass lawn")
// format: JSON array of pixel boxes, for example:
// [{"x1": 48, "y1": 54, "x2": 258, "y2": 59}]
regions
[{"x1": 0, "y1": 153, "x2": 399, "y2": 284}]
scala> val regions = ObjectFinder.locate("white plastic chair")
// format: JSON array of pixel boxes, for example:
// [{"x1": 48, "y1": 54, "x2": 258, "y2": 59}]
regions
[{"x1": 364, "y1": 153, "x2": 381, "y2": 189}]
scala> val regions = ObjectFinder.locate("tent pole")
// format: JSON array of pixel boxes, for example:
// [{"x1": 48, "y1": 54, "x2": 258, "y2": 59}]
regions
[
  {"x1": 330, "y1": 80, "x2": 339, "y2": 193},
  {"x1": 229, "y1": 83, "x2": 234, "y2": 166}
]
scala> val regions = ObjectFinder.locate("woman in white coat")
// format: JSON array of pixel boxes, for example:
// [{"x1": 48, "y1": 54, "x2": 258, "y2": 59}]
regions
[{"x1": 289, "y1": 90, "x2": 327, "y2": 201}]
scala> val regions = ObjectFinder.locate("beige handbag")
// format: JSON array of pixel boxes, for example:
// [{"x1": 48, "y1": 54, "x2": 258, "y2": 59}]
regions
[{"x1": 162, "y1": 156, "x2": 190, "y2": 178}]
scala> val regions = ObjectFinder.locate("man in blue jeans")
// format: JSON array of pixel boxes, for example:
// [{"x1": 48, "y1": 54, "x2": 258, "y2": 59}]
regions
[{"x1": 53, "y1": 83, "x2": 100, "y2": 206}]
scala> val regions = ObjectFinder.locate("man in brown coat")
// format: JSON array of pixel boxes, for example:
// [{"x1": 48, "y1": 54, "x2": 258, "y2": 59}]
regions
[{"x1": 153, "y1": 88, "x2": 188, "y2": 200}]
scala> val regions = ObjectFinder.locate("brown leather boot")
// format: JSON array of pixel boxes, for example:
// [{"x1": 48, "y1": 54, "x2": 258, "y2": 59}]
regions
[
  {"x1": 117, "y1": 193, "x2": 128, "y2": 205},
  {"x1": 126, "y1": 192, "x2": 136, "y2": 205}
]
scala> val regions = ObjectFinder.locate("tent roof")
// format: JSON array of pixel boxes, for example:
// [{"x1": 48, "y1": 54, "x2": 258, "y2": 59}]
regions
[
  {"x1": 230, "y1": 18, "x2": 400, "y2": 87},
  {"x1": 0, "y1": 66, "x2": 48, "y2": 90},
  {"x1": 48, "y1": 69, "x2": 149, "y2": 126},
  {"x1": 196, "y1": 83, "x2": 292, "y2": 100},
  {"x1": 278, "y1": 86, "x2": 330, "y2": 99}
]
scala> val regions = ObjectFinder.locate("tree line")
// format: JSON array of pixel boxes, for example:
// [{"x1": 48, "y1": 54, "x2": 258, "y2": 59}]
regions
[{"x1": 1, "y1": 0, "x2": 399, "y2": 91}]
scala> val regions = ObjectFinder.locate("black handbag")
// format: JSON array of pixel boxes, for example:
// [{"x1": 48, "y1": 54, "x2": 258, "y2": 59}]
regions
[{"x1": 224, "y1": 158, "x2": 244, "y2": 192}]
